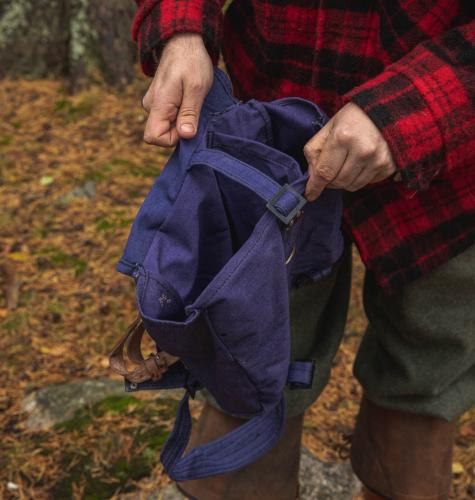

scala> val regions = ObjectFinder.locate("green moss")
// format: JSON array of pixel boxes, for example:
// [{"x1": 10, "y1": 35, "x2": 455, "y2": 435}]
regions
[
  {"x1": 54, "y1": 94, "x2": 98, "y2": 121},
  {"x1": 129, "y1": 163, "x2": 160, "y2": 178},
  {"x1": 104, "y1": 158, "x2": 160, "y2": 178},
  {"x1": 53, "y1": 451, "x2": 156, "y2": 500},
  {"x1": 93, "y1": 395, "x2": 143, "y2": 417},
  {"x1": 50, "y1": 251, "x2": 87, "y2": 276},
  {"x1": 0, "y1": 134, "x2": 13, "y2": 146},
  {"x1": 55, "y1": 408, "x2": 92, "y2": 432},
  {"x1": 48, "y1": 301, "x2": 66, "y2": 315},
  {"x1": 56, "y1": 396, "x2": 145, "y2": 433},
  {"x1": 109, "y1": 158, "x2": 134, "y2": 168},
  {"x1": 95, "y1": 215, "x2": 134, "y2": 233},
  {"x1": 126, "y1": 187, "x2": 143, "y2": 199},
  {"x1": 153, "y1": 398, "x2": 180, "y2": 419},
  {"x1": 51, "y1": 394, "x2": 175, "y2": 499},
  {"x1": 1, "y1": 313, "x2": 26, "y2": 332},
  {"x1": 95, "y1": 217, "x2": 115, "y2": 232},
  {"x1": 82, "y1": 170, "x2": 107, "y2": 183},
  {"x1": 110, "y1": 456, "x2": 151, "y2": 483},
  {"x1": 35, "y1": 247, "x2": 88, "y2": 276},
  {"x1": 136, "y1": 426, "x2": 170, "y2": 450}
]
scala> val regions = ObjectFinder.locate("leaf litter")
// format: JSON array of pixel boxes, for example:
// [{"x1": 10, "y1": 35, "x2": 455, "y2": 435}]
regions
[{"x1": 0, "y1": 74, "x2": 473, "y2": 499}]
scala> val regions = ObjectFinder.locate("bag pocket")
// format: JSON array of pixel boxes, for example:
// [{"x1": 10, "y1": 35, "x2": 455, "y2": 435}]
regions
[
  {"x1": 136, "y1": 268, "x2": 262, "y2": 415},
  {"x1": 136, "y1": 268, "x2": 211, "y2": 359}
]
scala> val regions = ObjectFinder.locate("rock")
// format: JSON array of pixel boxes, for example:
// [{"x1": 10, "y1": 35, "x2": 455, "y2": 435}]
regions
[
  {"x1": 22, "y1": 377, "x2": 187, "y2": 431},
  {"x1": 156, "y1": 389, "x2": 186, "y2": 401},
  {"x1": 153, "y1": 485, "x2": 185, "y2": 500},
  {"x1": 117, "y1": 484, "x2": 185, "y2": 500},
  {"x1": 21, "y1": 378, "x2": 123, "y2": 430},
  {"x1": 59, "y1": 180, "x2": 96, "y2": 205},
  {"x1": 299, "y1": 448, "x2": 361, "y2": 499},
  {"x1": 121, "y1": 447, "x2": 361, "y2": 500}
]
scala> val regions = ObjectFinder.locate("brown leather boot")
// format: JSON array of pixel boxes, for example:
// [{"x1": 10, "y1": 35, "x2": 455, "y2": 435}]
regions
[
  {"x1": 351, "y1": 396, "x2": 456, "y2": 500},
  {"x1": 176, "y1": 403, "x2": 303, "y2": 500}
]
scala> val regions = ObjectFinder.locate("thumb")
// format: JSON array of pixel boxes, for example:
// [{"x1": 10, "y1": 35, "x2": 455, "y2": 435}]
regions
[{"x1": 176, "y1": 82, "x2": 206, "y2": 139}]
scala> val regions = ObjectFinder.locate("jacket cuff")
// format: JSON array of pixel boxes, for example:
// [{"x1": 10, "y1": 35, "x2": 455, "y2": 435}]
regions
[
  {"x1": 343, "y1": 69, "x2": 445, "y2": 191},
  {"x1": 133, "y1": 0, "x2": 223, "y2": 76}
]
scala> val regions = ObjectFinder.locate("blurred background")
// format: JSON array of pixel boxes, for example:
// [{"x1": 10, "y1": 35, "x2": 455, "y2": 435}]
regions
[{"x1": 0, "y1": 1, "x2": 474, "y2": 498}]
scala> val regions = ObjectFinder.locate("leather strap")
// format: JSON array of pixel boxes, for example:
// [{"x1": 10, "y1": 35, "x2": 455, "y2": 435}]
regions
[{"x1": 109, "y1": 316, "x2": 178, "y2": 383}]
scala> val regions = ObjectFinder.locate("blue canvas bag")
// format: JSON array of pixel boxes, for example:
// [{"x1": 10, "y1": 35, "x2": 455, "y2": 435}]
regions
[{"x1": 109, "y1": 68, "x2": 344, "y2": 481}]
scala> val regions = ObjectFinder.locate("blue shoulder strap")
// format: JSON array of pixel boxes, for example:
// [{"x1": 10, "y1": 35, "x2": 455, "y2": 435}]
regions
[
  {"x1": 160, "y1": 393, "x2": 285, "y2": 481},
  {"x1": 191, "y1": 149, "x2": 307, "y2": 226},
  {"x1": 133, "y1": 359, "x2": 314, "y2": 481}
]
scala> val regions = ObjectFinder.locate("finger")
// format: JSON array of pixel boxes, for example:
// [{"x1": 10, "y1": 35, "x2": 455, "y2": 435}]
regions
[
  {"x1": 142, "y1": 88, "x2": 153, "y2": 112},
  {"x1": 143, "y1": 100, "x2": 180, "y2": 147},
  {"x1": 303, "y1": 123, "x2": 330, "y2": 169},
  {"x1": 347, "y1": 170, "x2": 377, "y2": 192},
  {"x1": 305, "y1": 128, "x2": 348, "y2": 201},
  {"x1": 176, "y1": 81, "x2": 206, "y2": 139},
  {"x1": 327, "y1": 151, "x2": 365, "y2": 190},
  {"x1": 141, "y1": 96, "x2": 148, "y2": 113},
  {"x1": 150, "y1": 126, "x2": 180, "y2": 148}
]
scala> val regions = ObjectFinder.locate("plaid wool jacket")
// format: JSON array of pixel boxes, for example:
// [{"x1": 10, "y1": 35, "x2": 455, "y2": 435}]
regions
[{"x1": 133, "y1": 0, "x2": 475, "y2": 294}]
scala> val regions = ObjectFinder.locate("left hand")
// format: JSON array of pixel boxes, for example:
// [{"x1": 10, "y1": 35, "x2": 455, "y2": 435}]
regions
[{"x1": 304, "y1": 102, "x2": 397, "y2": 201}]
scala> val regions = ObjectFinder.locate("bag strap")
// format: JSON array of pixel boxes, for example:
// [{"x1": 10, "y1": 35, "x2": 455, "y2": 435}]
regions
[
  {"x1": 111, "y1": 318, "x2": 313, "y2": 480},
  {"x1": 191, "y1": 149, "x2": 307, "y2": 225},
  {"x1": 160, "y1": 392, "x2": 285, "y2": 481},
  {"x1": 157, "y1": 360, "x2": 313, "y2": 480},
  {"x1": 108, "y1": 317, "x2": 179, "y2": 383}
]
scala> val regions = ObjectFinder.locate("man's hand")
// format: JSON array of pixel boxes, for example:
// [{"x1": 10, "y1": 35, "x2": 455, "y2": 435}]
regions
[
  {"x1": 304, "y1": 102, "x2": 396, "y2": 201},
  {"x1": 142, "y1": 33, "x2": 213, "y2": 147}
]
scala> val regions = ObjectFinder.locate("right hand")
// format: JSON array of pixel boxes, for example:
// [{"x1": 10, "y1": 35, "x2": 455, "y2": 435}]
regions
[{"x1": 142, "y1": 33, "x2": 214, "y2": 147}]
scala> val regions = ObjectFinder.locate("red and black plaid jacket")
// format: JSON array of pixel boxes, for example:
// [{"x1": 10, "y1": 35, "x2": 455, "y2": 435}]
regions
[{"x1": 133, "y1": 0, "x2": 475, "y2": 294}]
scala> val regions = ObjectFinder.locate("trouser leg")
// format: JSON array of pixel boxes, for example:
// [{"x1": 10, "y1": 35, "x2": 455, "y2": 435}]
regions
[
  {"x1": 177, "y1": 403, "x2": 304, "y2": 500},
  {"x1": 179, "y1": 247, "x2": 352, "y2": 499},
  {"x1": 352, "y1": 244, "x2": 475, "y2": 499}
]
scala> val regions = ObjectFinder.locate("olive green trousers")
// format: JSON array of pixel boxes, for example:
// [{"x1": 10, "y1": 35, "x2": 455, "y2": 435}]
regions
[{"x1": 286, "y1": 243, "x2": 475, "y2": 420}]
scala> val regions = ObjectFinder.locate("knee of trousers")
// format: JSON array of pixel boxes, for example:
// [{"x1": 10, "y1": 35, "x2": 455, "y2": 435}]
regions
[{"x1": 356, "y1": 244, "x2": 475, "y2": 421}]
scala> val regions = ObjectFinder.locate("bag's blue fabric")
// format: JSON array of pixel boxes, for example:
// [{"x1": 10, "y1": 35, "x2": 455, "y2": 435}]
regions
[{"x1": 116, "y1": 68, "x2": 344, "y2": 480}]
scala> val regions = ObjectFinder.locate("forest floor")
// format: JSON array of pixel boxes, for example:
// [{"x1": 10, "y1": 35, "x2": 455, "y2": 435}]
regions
[{"x1": 0, "y1": 74, "x2": 474, "y2": 499}]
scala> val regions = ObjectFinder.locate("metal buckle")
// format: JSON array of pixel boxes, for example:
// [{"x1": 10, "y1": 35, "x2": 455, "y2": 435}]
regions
[
  {"x1": 266, "y1": 184, "x2": 307, "y2": 226},
  {"x1": 125, "y1": 380, "x2": 138, "y2": 391}
]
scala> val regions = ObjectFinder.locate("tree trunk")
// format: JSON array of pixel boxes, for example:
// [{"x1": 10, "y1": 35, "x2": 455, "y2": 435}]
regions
[{"x1": 0, "y1": 0, "x2": 137, "y2": 91}]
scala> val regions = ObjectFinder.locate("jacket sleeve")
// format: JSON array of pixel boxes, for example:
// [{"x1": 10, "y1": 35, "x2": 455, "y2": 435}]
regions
[
  {"x1": 132, "y1": 0, "x2": 225, "y2": 77},
  {"x1": 344, "y1": 20, "x2": 475, "y2": 191}
]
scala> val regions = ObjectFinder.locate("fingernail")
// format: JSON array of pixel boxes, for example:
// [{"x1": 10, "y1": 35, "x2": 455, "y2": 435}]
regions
[
  {"x1": 180, "y1": 123, "x2": 194, "y2": 134},
  {"x1": 305, "y1": 191, "x2": 314, "y2": 202}
]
